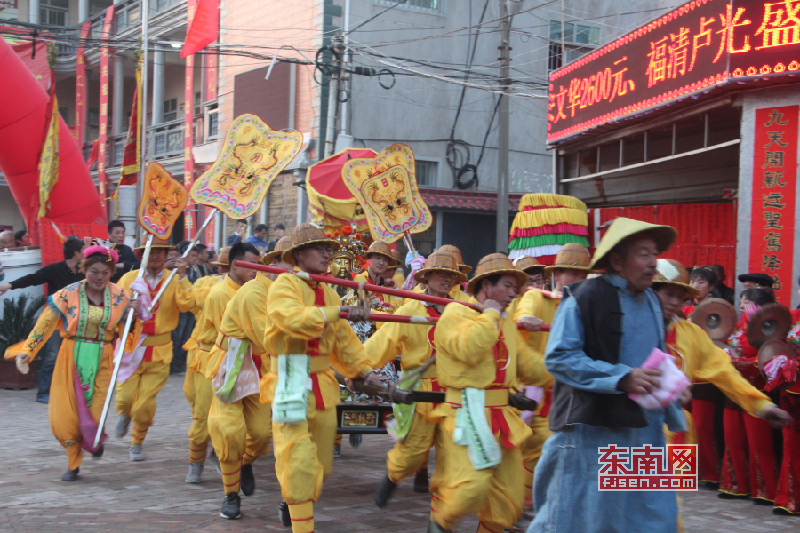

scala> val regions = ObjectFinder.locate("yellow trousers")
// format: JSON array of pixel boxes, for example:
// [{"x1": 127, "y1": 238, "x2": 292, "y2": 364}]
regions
[
  {"x1": 520, "y1": 415, "x2": 551, "y2": 501},
  {"x1": 183, "y1": 348, "x2": 197, "y2": 408},
  {"x1": 273, "y1": 391, "x2": 337, "y2": 533},
  {"x1": 208, "y1": 393, "x2": 272, "y2": 494},
  {"x1": 51, "y1": 339, "x2": 113, "y2": 470},
  {"x1": 430, "y1": 417, "x2": 524, "y2": 533},
  {"x1": 388, "y1": 410, "x2": 438, "y2": 483},
  {"x1": 188, "y1": 369, "x2": 214, "y2": 463},
  {"x1": 115, "y1": 360, "x2": 170, "y2": 445}
]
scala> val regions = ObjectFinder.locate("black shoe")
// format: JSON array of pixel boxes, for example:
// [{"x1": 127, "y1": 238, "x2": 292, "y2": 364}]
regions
[
  {"x1": 702, "y1": 481, "x2": 719, "y2": 490},
  {"x1": 427, "y1": 520, "x2": 453, "y2": 533},
  {"x1": 220, "y1": 492, "x2": 242, "y2": 520},
  {"x1": 374, "y1": 475, "x2": 397, "y2": 507},
  {"x1": 278, "y1": 500, "x2": 291, "y2": 527},
  {"x1": 773, "y1": 507, "x2": 791, "y2": 515},
  {"x1": 91, "y1": 445, "x2": 104, "y2": 459},
  {"x1": 61, "y1": 467, "x2": 79, "y2": 481},
  {"x1": 413, "y1": 468, "x2": 429, "y2": 493},
  {"x1": 718, "y1": 491, "x2": 749, "y2": 500},
  {"x1": 240, "y1": 463, "x2": 255, "y2": 497},
  {"x1": 753, "y1": 497, "x2": 773, "y2": 506}
]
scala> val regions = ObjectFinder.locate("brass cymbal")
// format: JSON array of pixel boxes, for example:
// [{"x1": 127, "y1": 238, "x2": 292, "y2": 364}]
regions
[
  {"x1": 693, "y1": 298, "x2": 737, "y2": 341},
  {"x1": 757, "y1": 339, "x2": 797, "y2": 387},
  {"x1": 746, "y1": 303, "x2": 792, "y2": 350}
]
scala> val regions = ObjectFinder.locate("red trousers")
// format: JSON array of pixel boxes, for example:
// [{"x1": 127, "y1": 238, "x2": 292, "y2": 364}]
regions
[
  {"x1": 775, "y1": 392, "x2": 800, "y2": 514},
  {"x1": 721, "y1": 404, "x2": 779, "y2": 501},
  {"x1": 692, "y1": 397, "x2": 721, "y2": 483}
]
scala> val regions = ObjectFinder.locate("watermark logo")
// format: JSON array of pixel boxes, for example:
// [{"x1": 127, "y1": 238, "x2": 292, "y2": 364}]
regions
[{"x1": 598, "y1": 444, "x2": 697, "y2": 491}]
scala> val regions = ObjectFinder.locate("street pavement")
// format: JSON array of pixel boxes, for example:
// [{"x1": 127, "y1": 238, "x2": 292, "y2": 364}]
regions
[{"x1": 0, "y1": 375, "x2": 798, "y2": 533}]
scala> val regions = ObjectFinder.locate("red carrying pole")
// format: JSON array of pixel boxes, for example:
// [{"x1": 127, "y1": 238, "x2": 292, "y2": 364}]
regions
[
  {"x1": 235, "y1": 261, "x2": 482, "y2": 311},
  {"x1": 339, "y1": 310, "x2": 549, "y2": 330}
]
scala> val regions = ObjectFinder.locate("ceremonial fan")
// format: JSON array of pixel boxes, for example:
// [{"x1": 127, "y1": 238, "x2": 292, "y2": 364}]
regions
[
  {"x1": 95, "y1": 161, "x2": 188, "y2": 446},
  {"x1": 340, "y1": 143, "x2": 432, "y2": 255},
  {"x1": 148, "y1": 114, "x2": 304, "y2": 310}
]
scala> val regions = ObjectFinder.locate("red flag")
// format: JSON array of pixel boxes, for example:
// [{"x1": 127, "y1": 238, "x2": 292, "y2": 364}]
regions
[
  {"x1": 180, "y1": 0, "x2": 219, "y2": 58},
  {"x1": 85, "y1": 139, "x2": 99, "y2": 171},
  {"x1": 119, "y1": 60, "x2": 142, "y2": 185}
]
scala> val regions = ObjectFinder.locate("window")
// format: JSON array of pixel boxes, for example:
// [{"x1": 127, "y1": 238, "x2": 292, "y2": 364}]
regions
[
  {"x1": 415, "y1": 160, "x2": 438, "y2": 187},
  {"x1": 208, "y1": 111, "x2": 219, "y2": 138},
  {"x1": 548, "y1": 21, "x2": 599, "y2": 71},
  {"x1": 59, "y1": 107, "x2": 69, "y2": 124},
  {"x1": 378, "y1": 0, "x2": 441, "y2": 13},
  {"x1": 195, "y1": 92, "x2": 202, "y2": 116},
  {"x1": 163, "y1": 98, "x2": 178, "y2": 122},
  {"x1": 40, "y1": 0, "x2": 69, "y2": 26}
]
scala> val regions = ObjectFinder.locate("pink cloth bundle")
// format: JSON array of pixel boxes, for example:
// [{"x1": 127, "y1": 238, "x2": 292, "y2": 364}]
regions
[
  {"x1": 764, "y1": 355, "x2": 799, "y2": 392},
  {"x1": 629, "y1": 348, "x2": 691, "y2": 410}
]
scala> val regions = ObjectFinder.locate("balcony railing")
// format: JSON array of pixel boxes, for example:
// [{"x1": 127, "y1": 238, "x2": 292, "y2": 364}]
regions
[
  {"x1": 148, "y1": 118, "x2": 185, "y2": 160},
  {"x1": 55, "y1": 0, "x2": 187, "y2": 57}
]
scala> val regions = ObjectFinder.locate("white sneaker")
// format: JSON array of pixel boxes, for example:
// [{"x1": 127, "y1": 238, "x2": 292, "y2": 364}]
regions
[
  {"x1": 186, "y1": 462, "x2": 204, "y2": 483},
  {"x1": 130, "y1": 443, "x2": 147, "y2": 462},
  {"x1": 333, "y1": 444, "x2": 341, "y2": 458},
  {"x1": 116, "y1": 415, "x2": 131, "y2": 439}
]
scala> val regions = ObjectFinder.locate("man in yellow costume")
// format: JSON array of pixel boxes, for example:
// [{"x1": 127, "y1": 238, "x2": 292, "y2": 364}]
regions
[
  {"x1": 514, "y1": 243, "x2": 592, "y2": 512},
  {"x1": 428, "y1": 253, "x2": 545, "y2": 533},
  {"x1": 115, "y1": 236, "x2": 193, "y2": 461},
  {"x1": 207, "y1": 237, "x2": 291, "y2": 520},
  {"x1": 264, "y1": 223, "x2": 379, "y2": 533},
  {"x1": 354, "y1": 240, "x2": 402, "y2": 308},
  {"x1": 367, "y1": 250, "x2": 468, "y2": 506},
  {"x1": 182, "y1": 247, "x2": 229, "y2": 411},
  {"x1": 186, "y1": 243, "x2": 260, "y2": 485},
  {"x1": 410, "y1": 244, "x2": 470, "y2": 303}
]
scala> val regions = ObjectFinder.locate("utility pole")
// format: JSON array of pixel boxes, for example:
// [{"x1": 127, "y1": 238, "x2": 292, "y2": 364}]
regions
[
  {"x1": 495, "y1": 0, "x2": 511, "y2": 253},
  {"x1": 323, "y1": 35, "x2": 344, "y2": 158},
  {"x1": 137, "y1": 0, "x2": 150, "y2": 246}
]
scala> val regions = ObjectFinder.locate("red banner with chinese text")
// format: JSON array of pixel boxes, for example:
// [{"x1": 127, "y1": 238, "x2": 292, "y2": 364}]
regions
[
  {"x1": 205, "y1": 49, "x2": 218, "y2": 101},
  {"x1": 547, "y1": 0, "x2": 800, "y2": 143},
  {"x1": 749, "y1": 105, "x2": 798, "y2": 304},
  {"x1": 97, "y1": 6, "x2": 115, "y2": 211},
  {"x1": 75, "y1": 21, "x2": 90, "y2": 150},
  {"x1": 184, "y1": 0, "x2": 197, "y2": 239}
]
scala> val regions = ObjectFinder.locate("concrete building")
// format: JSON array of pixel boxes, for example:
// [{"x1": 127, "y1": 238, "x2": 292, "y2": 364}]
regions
[{"x1": 0, "y1": 0, "x2": 687, "y2": 261}]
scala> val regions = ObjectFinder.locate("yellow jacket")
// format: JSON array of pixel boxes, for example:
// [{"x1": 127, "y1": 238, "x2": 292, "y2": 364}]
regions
[
  {"x1": 670, "y1": 318, "x2": 773, "y2": 416},
  {"x1": 206, "y1": 273, "x2": 272, "y2": 381},
  {"x1": 354, "y1": 270, "x2": 403, "y2": 308},
  {"x1": 364, "y1": 298, "x2": 442, "y2": 421},
  {"x1": 118, "y1": 269, "x2": 194, "y2": 364},
  {"x1": 264, "y1": 272, "x2": 372, "y2": 409},
  {"x1": 365, "y1": 299, "x2": 437, "y2": 371},
  {"x1": 433, "y1": 297, "x2": 542, "y2": 446},
  {"x1": 192, "y1": 276, "x2": 241, "y2": 376},
  {"x1": 183, "y1": 274, "x2": 221, "y2": 353},
  {"x1": 514, "y1": 290, "x2": 560, "y2": 390}
]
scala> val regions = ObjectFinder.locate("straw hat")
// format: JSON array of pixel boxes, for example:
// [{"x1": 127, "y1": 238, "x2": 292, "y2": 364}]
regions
[
  {"x1": 134, "y1": 234, "x2": 175, "y2": 251},
  {"x1": 590, "y1": 217, "x2": 676, "y2": 271},
  {"x1": 261, "y1": 236, "x2": 292, "y2": 265},
  {"x1": 467, "y1": 253, "x2": 527, "y2": 295},
  {"x1": 365, "y1": 241, "x2": 395, "y2": 264},
  {"x1": 390, "y1": 249, "x2": 403, "y2": 268},
  {"x1": 543, "y1": 243, "x2": 593, "y2": 276},
  {"x1": 282, "y1": 223, "x2": 341, "y2": 266},
  {"x1": 413, "y1": 250, "x2": 468, "y2": 284},
  {"x1": 652, "y1": 259, "x2": 700, "y2": 299},
  {"x1": 438, "y1": 244, "x2": 472, "y2": 274},
  {"x1": 211, "y1": 246, "x2": 231, "y2": 267},
  {"x1": 514, "y1": 256, "x2": 544, "y2": 274}
]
